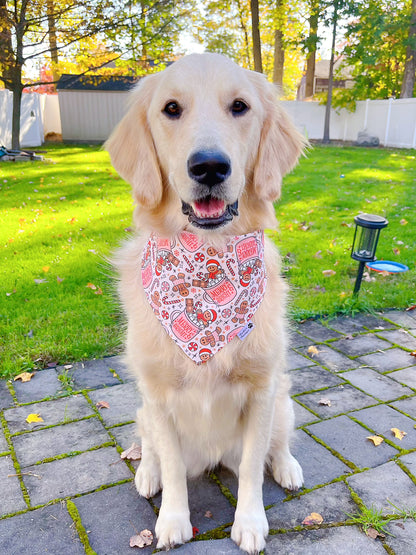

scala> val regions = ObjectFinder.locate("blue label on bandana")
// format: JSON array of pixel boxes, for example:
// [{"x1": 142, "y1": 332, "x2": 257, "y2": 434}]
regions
[{"x1": 237, "y1": 323, "x2": 255, "y2": 340}]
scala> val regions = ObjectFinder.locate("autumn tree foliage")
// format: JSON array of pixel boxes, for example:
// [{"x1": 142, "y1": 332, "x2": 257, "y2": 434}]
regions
[{"x1": 0, "y1": 0, "x2": 192, "y2": 148}]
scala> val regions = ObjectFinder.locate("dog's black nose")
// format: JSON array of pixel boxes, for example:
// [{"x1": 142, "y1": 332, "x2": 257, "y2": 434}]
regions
[{"x1": 187, "y1": 150, "x2": 231, "y2": 186}]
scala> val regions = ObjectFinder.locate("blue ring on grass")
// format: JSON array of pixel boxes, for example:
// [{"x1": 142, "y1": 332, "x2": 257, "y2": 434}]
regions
[{"x1": 366, "y1": 260, "x2": 409, "y2": 274}]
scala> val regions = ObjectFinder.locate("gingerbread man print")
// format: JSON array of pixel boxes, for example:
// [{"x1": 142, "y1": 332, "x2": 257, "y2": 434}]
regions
[{"x1": 232, "y1": 300, "x2": 249, "y2": 324}]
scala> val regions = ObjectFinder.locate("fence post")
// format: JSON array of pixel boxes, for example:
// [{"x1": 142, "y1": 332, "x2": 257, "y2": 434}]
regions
[
  {"x1": 364, "y1": 98, "x2": 369, "y2": 130},
  {"x1": 384, "y1": 98, "x2": 393, "y2": 146}
]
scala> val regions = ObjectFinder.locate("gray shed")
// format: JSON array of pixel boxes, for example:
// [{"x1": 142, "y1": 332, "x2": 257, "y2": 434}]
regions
[{"x1": 57, "y1": 74, "x2": 138, "y2": 142}]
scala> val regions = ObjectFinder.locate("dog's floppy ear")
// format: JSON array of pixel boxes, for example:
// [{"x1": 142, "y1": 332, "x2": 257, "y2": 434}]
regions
[
  {"x1": 251, "y1": 74, "x2": 306, "y2": 202},
  {"x1": 105, "y1": 74, "x2": 162, "y2": 208}
]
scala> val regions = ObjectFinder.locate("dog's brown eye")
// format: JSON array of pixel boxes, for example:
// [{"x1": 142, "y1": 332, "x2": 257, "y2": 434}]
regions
[
  {"x1": 231, "y1": 100, "x2": 249, "y2": 116},
  {"x1": 163, "y1": 101, "x2": 182, "y2": 118}
]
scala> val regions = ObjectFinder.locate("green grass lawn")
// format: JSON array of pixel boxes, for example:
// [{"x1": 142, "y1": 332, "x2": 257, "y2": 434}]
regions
[{"x1": 1, "y1": 143, "x2": 415, "y2": 378}]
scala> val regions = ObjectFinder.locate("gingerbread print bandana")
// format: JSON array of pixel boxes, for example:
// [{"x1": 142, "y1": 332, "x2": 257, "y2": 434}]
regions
[{"x1": 141, "y1": 230, "x2": 267, "y2": 364}]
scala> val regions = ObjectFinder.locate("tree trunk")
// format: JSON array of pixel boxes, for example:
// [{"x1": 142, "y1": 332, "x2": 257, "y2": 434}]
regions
[
  {"x1": 0, "y1": 0, "x2": 14, "y2": 89},
  {"x1": 250, "y1": 0, "x2": 263, "y2": 72},
  {"x1": 304, "y1": 2, "x2": 319, "y2": 98},
  {"x1": 236, "y1": 0, "x2": 252, "y2": 68},
  {"x1": 400, "y1": 0, "x2": 416, "y2": 98},
  {"x1": 47, "y1": 0, "x2": 60, "y2": 86},
  {"x1": 323, "y1": 1, "x2": 339, "y2": 144},
  {"x1": 273, "y1": 28, "x2": 284, "y2": 88},
  {"x1": 12, "y1": 80, "x2": 23, "y2": 150}
]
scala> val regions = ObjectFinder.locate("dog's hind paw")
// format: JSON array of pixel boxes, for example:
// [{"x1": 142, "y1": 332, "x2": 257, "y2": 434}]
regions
[
  {"x1": 272, "y1": 452, "x2": 303, "y2": 491},
  {"x1": 135, "y1": 464, "x2": 161, "y2": 498},
  {"x1": 231, "y1": 508, "x2": 268, "y2": 554},
  {"x1": 155, "y1": 510, "x2": 193, "y2": 549}
]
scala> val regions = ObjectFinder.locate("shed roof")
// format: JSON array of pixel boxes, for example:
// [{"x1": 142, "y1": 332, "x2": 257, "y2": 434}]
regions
[{"x1": 57, "y1": 74, "x2": 139, "y2": 91}]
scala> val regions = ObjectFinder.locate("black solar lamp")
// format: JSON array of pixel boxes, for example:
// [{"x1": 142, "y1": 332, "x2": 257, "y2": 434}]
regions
[{"x1": 351, "y1": 213, "x2": 388, "y2": 295}]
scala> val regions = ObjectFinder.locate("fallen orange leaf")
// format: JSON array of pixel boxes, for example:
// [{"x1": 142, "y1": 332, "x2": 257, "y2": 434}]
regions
[
  {"x1": 42, "y1": 266, "x2": 50, "y2": 273},
  {"x1": 391, "y1": 428, "x2": 407, "y2": 440},
  {"x1": 367, "y1": 435, "x2": 384, "y2": 446},
  {"x1": 14, "y1": 372, "x2": 35, "y2": 382},
  {"x1": 322, "y1": 269, "x2": 336, "y2": 277},
  {"x1": 86, "y1": 283, "x2": 97, "y2": 290},
  {"x1": 307, "y1": 345, "x2": 320, "y2": 357},
  {"x1": 96, "y1": 401, "x2": 110, "y2": 410},
  {"x1": 302, "y1": 512, "x2": 323, "y2": 525},
  {"x1": 26, "y1": 413, "x2": 44, "y2": 423}
]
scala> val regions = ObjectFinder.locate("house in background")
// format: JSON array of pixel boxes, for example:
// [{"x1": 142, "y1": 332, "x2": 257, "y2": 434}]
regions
[
  {"x1": 57, "y1": 74, "x2": 139, "y2": 142},
  {"x1": 297, "y1": 58, "x2": 354, "y2": 100}
]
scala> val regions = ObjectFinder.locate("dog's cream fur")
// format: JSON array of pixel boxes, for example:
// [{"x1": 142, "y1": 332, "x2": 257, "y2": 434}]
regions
[{"x1": 106, "y1": 53, "x2": 305, "y2": 554}]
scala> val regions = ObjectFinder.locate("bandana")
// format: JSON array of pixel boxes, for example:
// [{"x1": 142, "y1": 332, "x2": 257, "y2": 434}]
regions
[{"x1": 141, "y1": 230, "x2": 267, "y2": 364}]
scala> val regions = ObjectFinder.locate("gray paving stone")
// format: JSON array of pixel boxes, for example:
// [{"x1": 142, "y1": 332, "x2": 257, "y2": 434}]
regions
[
  {"x1": 4, "y1": 394, "x2": 94, "y2": 434},
  {"x1": 385, "y1": 519, "x2": 416, "y2": 555},
  {"x1": 287, "y1": 350, "x2": 316, "y2": 370},
  {"x1": 264, "y1": 525, "x2": 386, "y2": 554},
  {"x1": 327, "y1": 313, "x2": 396, "y2": 334},
  {"x1": 105, "y1": 354, "x2": 134, "y2": 382},
  {"x1": 390, "y1": 396, "x2": 416, "y2": 419},
  {"x1": 296, "y1": 320, "x2": 342, "y2": 342},
  {"x1": 0, "y1": 380, "x2": 13, "y2": 409},
  {"x1": 288, "y1": 329, "x2": 314, "y2": 348},
  {"x1": 22, "y1": 447, "x2": 132, "y2": 506},
  {"x1": 215, "y1": 466, "x2": 286, "y2": 508},
  {"x1": 63, "y1": 359, "x2": 122, "y2": 389},
  {"x1": 331, "y1": 334, "x2": 390, "y2": 357},
  {"x1": 74, "y1": 482, "x2": 157, "y2": 555},
  {"x1": 358, "y1": 347, "x2": 415, "y2": 372},
  {"x1": 297, "y1": 384, "x2": 375, "y2": 418},
  {"x1": 383, "y1": 310, "x2": 416, "y2": 329},
  {"x1": 297, "y1": 344, "x2": 360, "y2": 372},
  {"x1": 290, "y1": 365, "x2": 345, "y2": 395},
  {"x1": 12, "y1": 368, "x2": 62, "y2": 403},
  {"x1": 377, "y1": 328, "x2": 416, "y2": 350},
  {"x1": 0, "y1": 423, "x2": 8, "y2": 453},
  {"x1": 88, "y1": 383, "x2": 140, "y2": 427},
  {"x1": 387, "y1": 367, "x2": 416, "y2": 389},
  {"x1": 292, "y1": 430, "x2": 351, "y2": 488},
  {"x1": 347, "y1": 461, "x2": 416, "y2": 514},
  {"x1": 293, "y1": 400, "x2": 320, "y2": 427},
  {"x1": 267, "y1": 482, "x2": 356, "y2": 529},
  {"x1": 13, "y1": 418, "x2": 112, "y2": 467},
  {"x1": 307, "y1": 415, "x2": 398, "y2": 468},
  {"x1": 173, "y1": 538, "x2": 241, "y2": 554},
  {"x1": 0, "y1": 503, "x2": 85, "y2": 555},
  {"x1": 352, "y1": 404, "x2": 416, "y2": 449},
  {"x1": 153, "y1": 474, "x2": 235, "y2": 534},
  {"x1": 110, "y1": 422, "x2": 139, "y2": 450},
  {"x1": 400, "y1": 451, "x2": 416, "y2": 478},
  {"x1": 343, "y1": 367, "x2": 413, "y2": 401},
  {"x1": 0, "y1": 455, "x2": 27, "y2": 516}
]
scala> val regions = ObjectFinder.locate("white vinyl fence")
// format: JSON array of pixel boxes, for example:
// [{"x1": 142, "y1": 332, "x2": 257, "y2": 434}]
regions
[
  {"x1": 1, "y1": 89, "x2": 416, "y2": 149},
  {"x1": 282, "y1": 98, "x2": 416, "y2": 149}
]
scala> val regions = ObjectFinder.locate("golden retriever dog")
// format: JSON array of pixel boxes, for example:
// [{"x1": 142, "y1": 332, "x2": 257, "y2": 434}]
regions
[{"x1": 106, "y1": 53, "x2": 304, "y2": 554}]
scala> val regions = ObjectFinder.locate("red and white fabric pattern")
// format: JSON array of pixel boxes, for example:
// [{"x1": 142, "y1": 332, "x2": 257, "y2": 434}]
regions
[{"x1": 141, "y1": 230, "x2": 267, "y2": 364}]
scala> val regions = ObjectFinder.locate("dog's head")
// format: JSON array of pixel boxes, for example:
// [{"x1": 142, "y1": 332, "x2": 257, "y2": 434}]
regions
[{"x1": 106, "y1": 53, "x2": 305, "y2": 236}]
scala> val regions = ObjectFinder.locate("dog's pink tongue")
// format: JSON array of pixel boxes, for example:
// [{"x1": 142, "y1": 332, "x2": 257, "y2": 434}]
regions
[{"x1": 193, "y1": 198, "x2": 226, "y2": 218}]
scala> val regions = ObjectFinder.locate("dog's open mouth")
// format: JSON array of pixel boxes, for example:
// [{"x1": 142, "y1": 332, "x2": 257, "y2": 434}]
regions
[{"x1": 181, "y1": 197, "x2": 239, "y2": 229}]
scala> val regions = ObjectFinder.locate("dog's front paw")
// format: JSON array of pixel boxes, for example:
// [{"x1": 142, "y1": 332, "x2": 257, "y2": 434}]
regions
[
  {"x1": 272, "y1": 452, "x2": 303, "y2": 491},
  {"x1": 155, "y1": 509, "x2": 193, "y2": 549},
  {"x1": 231, "y1": 508, "x2": 268, "y2": 554},
  {"x1": 135, "y1": 463, "x2": 161, "y2": 498}
]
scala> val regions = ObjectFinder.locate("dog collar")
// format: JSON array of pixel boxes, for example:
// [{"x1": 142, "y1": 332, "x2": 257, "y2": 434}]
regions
[{"x1": 141, "y1": 230, "x2": 267, "y2": 364}]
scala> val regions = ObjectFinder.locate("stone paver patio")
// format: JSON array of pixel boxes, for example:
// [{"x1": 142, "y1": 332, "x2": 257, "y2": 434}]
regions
[{"x1": 1, "y1": 309, "x2": 416, "y2": 554}]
